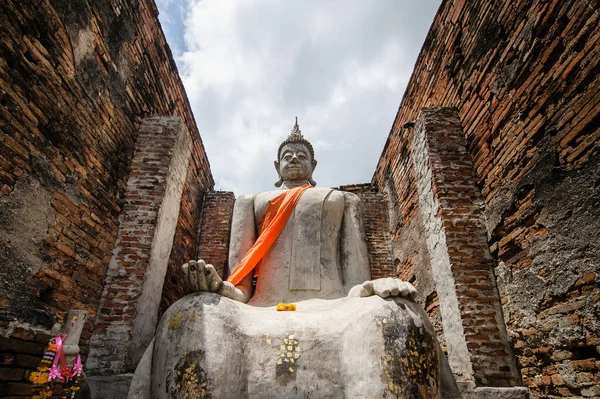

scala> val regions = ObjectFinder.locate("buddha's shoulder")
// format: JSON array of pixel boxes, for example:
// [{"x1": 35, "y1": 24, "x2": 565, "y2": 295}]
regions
[
  {"x1": 307, "y1": 188, "x2": 362, "y2": 205},
  {"x1": 237, "y1": 188, "x2": 360, "y2": 203},
  {"x1": 237, "y1": 190, "x2": 279, "y2": 207}
]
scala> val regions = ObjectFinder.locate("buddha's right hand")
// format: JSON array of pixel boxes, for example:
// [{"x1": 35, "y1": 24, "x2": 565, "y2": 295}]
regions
[
  {"x1": 181, "y1": 260, "x2": 247, "y2": 302},
  {"x1": 181, "y1": 260, "x2": 223, "y2": 293}
]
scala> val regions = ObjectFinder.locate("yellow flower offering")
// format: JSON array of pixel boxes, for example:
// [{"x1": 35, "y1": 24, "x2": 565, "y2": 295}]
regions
[
  {"x1": 29, "y1": 371, "x2": 49, "y2": 385},
  {"x1": 276, "y1": 303, "x2": 296, "y2": 311}
]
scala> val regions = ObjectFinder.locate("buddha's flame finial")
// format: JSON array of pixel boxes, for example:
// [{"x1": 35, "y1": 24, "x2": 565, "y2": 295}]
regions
[{"x1": 290, "y1": 116, "x2": 303, "y2": 140}]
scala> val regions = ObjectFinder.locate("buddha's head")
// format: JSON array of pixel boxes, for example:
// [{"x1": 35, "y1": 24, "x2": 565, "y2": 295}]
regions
[{"x1": 274, "y1": 118, "x2": 317, "y2": 188}]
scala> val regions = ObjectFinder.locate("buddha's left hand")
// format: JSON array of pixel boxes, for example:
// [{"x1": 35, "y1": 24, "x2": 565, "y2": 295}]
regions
[{"x1": 348, "y1": 278, "x2": 417, "y2": 300}]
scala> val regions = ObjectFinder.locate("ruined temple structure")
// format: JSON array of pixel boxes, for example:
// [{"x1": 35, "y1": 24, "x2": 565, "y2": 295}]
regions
[{"x1": 0, "y1": 0, "x2": 598, "y2": 397}]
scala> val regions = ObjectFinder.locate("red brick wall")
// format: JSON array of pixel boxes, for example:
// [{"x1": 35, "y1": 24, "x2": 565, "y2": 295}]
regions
[
  {"x1": 373, "y1": 0, "x2": 599, "y2": 396},
  {"x1": 195, "y1": 191, "x2": 236, "y2": 279},
  {"x1": 339, "y1": 184, "x2": 394, "y2": 280},
  {"x1": 0, "y1": 0, "x2": 212, "y2": 393}
]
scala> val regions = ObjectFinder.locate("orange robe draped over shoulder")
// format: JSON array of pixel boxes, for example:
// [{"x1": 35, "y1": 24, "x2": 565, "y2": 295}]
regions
[{"x1": 226, "y1": 184, "x2": 312, "y2": 287}]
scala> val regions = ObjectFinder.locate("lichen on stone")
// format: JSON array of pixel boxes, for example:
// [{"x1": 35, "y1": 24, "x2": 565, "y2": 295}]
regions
[
  {"x1": 382, "y1": 314, "x2": 439, "y2": 398},
  {"x1": 167, "y1": 350, "x2": 211, "y2": 399}
]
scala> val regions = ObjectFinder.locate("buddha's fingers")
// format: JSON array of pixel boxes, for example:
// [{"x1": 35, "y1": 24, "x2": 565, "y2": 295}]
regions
[
  {"x1": 205, "y1": 264, "x2": 224, "y2": 293},
  {"x1": 387, "y1": 278, "x2": 400, "y2": 297},
  {"x1": 373, "y1": 278, "x2": 397, "y2": 298},
  {"x1": 397, "y1": 280, "x2": 410, "y2": 297},
  {"x1": 188, "y1": 260, "x2": 199, "y2": 291},
  {"x1": 394, "y1": 280, "x2": 418, "y2": 299},
  {"x1": 182, "y1": 262, "x2": 190, "y2": 290},
  {"x1": 361, "y1": 280, "x2": 374, "y2": 297},
  {"x1": 407, "y1": 282, "x2": 418, "y2": 299},
  {"x1": 195, "y1": 260, "x2": 209, "y2": 292},
  {"x1": 347, "y1": 281, "x2": 373, "y2": 298}
]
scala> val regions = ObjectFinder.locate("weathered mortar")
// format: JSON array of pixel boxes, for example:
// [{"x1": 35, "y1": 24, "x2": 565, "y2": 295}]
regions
[{"x1": 0, "y1": 179, "x2": 55, "y2": 328}]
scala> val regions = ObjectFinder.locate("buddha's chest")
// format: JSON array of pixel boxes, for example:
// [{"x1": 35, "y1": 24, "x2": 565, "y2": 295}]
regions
[
  {"x1": 251, "y1": 188, "x2": 346, "y2": 298},
  {"x1": 253, "y1": 188, "x2": 345, "y2": 230}
]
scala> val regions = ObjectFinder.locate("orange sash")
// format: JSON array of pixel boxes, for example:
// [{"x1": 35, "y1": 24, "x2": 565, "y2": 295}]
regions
[{"x1": 226, "y1": 184, "x2": 312, "y2": 286}]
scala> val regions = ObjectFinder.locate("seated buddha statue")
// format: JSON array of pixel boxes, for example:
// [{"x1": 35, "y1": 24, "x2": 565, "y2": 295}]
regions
[{"x1": 128, "y1": 120, "x2": 460, "y2": 399}]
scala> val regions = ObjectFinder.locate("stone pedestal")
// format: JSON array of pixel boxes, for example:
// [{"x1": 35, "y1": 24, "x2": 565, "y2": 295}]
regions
[
  {"x1": 63, "y1": 309, "x2": 88, "y2": 363},
  {"x1": 86, "y1": 117, "x2": 192, "y2": 396},
  {"x1": 411, "y1": 108, "x2": 528, "y2": 397}
]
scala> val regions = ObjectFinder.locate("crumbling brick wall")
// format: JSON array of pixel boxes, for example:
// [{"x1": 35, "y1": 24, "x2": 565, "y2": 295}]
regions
[
  {"x1": 0, "y1": 0, "x2": 212, "y2": 393},
  {"x1": 195, "y1": 191, "x2": 236, "y2": 279},
  {"x1": 339, "y1": 184, "x2": 394, "y2": 280},
  {"x1": 373, "y1": 0, "x2": 599, "y2": 396}
]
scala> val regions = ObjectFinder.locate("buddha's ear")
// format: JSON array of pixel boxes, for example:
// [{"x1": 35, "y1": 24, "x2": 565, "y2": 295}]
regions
[
  {"x1": 309, "y1": 159, "x2": 317, "y2": 186},
  {"x1": 274, "y1": 160, "x2": 283, "y2": 187}
]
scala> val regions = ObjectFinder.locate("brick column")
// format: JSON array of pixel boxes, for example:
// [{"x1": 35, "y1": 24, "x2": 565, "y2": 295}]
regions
[
  {"x1": 196, "y1": 191, "x2": 235, "y2": 278},
  {"x1": 411, "y1": 108, "x2": 521, "y2": 390},
  {"x1": 86, "y1": 117, "x2": 191, "y2": 385}
]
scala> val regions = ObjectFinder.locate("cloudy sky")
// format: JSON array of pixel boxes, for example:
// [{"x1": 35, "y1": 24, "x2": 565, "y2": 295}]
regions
[{"x1": 156, "y1": 0, "x2": 441, "y2": 195}]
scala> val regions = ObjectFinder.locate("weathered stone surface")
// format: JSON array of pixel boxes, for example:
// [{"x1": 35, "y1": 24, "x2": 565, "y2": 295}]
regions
[
  {"x1": 462, "y1": 386, "x2": 531, "y2": 399},
  {"x1": 0, "y1": 178, "x2": 55, "y2": 328},
  {"x1": 132, "y1": 293, "x2": 458, "y2": 399},
  {"x1": 88, "y1": 374, "x2": 133, "y2": 399}
]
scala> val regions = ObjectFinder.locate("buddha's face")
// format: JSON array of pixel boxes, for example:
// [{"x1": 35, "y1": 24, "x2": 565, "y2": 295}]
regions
[{"x1": 275, "y1": 143, "x2": 317, "y2": 182}]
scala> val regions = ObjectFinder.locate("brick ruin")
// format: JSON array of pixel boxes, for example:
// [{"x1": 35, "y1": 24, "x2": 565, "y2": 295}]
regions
[
  {"x1": 0, "y1": 0, "x2": 213, "y2": 396},
  {"x1": 0, "y1": 0, "x2": 598, "y2": 398},
  {"x1": 372, "y1": 0, "x2": 600, "y2": 397}
]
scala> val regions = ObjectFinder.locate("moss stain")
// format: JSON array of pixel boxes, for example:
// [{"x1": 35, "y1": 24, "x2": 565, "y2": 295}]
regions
[{"x1": 169, "y1": 311, "x2": 185, "y2": 330}]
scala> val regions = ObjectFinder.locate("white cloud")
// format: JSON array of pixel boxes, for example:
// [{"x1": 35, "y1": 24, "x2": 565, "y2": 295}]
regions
[{"x1": 157, "y1": 0, "x2": 441, "y2": 194}]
